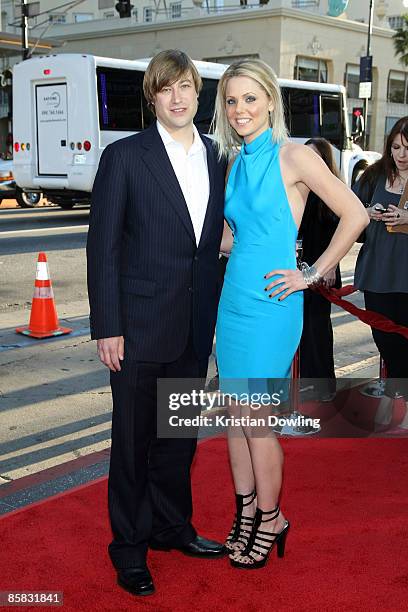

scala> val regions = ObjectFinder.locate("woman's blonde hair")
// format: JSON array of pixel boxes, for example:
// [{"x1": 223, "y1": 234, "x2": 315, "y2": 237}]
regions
[{"x1": 212, "y1": 58, "x2": 288, "y2": 158}]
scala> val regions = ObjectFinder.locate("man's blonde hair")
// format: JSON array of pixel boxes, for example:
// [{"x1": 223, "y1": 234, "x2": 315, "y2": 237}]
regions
[
  {"x1": 143, "y1": 50, "x2": 202, "y2": 113},
  {"x1": 212, "y1": 59, "x2": 288, "y2": 158}
]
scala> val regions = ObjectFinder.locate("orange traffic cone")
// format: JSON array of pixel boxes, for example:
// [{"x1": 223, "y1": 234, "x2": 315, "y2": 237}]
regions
[{"x1": 16, "y1": 252, "x2": 72, "y2": 339}]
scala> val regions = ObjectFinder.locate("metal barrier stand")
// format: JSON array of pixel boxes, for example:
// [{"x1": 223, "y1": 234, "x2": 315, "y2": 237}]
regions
[
  {"x1": 272, "y1": 349, "x2": 321, "y2": 437},
  {"x1": 359, "y1": 357, "x2": 387, "y2": 398}
]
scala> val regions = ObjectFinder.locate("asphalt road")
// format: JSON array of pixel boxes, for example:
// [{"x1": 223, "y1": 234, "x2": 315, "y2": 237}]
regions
[
  {"x1": 0, "y1": 204, "x2": 89, "y2": 312},
  {"x1": 0, "y1": 203, "x2": 378, "y2": 483}
]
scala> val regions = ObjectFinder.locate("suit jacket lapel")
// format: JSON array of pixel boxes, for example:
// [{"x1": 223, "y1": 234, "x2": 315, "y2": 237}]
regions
[
  {"x1": 141, "y1": 123, "x2": 196, "y2": 243},
  {"x1": 198, "y1": 136, "x2": 218, "y2": 249}
]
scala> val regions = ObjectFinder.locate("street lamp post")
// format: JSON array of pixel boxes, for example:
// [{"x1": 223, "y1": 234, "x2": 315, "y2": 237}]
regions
[
  {"x1": 21, "y1": 0, "x2": 30, "y2": 60},
  {"x1": 363, "y1": 0, "x2": 374, "y2": 150}
]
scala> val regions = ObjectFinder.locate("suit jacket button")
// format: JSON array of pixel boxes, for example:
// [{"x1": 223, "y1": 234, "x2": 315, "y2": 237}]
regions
[
  {"x1": 194, "y1": 255, "x2": 199, "y2": 261},
  {"x1": 188, "y1": 287, "x2": 194, "y2": 293}
]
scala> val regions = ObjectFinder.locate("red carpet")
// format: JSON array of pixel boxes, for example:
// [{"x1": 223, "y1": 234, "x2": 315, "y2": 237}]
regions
[
  {"x1": 299, "y1": 388, "x2": 407, "y2": 436},
  {"x1": 1, "y1": 437, "x2": 408, "y2": 611}
]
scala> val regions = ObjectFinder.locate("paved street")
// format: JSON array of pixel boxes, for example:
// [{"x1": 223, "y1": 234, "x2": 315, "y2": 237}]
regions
[{"x1": 0, "y1": 202, "x2": 378, "y2": 486}]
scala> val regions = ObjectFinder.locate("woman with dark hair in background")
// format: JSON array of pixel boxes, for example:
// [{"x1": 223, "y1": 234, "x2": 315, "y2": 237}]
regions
[
  {"x1": 299, "y1": 138, "x2": 341, "y2": 401},
  {"x1": 353, "y1": 116, "x2": 408, "y2": 432}
]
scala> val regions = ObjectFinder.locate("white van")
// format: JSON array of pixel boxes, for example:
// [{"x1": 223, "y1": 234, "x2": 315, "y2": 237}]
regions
[
  {"x1": 12, "y1": 54, "x2": 224, "y2": 209},
  {"x1": 12, "y1": 53, "x2": 379, "y2": 209}
]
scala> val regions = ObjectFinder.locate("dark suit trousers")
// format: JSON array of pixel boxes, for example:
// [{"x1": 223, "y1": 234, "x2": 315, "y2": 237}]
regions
[
  {"x1": 364, "y1": 291, "x2": 408, "y2": 399},
  {"x1": 107, "y1": 332, "x2": 208, "y2": 569}
]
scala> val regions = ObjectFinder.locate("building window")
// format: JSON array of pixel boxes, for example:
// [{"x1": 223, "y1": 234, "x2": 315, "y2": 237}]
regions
[
  {"x1": 344, "y1": 64, "x2": 360, "y2": 99},
  {"x1": 292, "y1": 0, "x2": 320, "y2": 7},
  {"x1": 1, "y1": 10, "x2": 9, "y2": 33},
  {"x1": 74, "y1": 13, "x2": 94, "y2": 22},
  {"x1": 384, "y1": 117, "x2": 399, "y2": 147},
  {"x1": 203, "y1": 53, "x2": 260, "y2": 64},
  {"x1": 170, "y1": 2, "x2": 182, "y2": 19},
  {"x1": 0, "y1": 88, "x2": 10, "y2": 120},
  {"x1": 99, "y1": 0, "x2": 115, "y2": 8},
  {"x1": 49, "y1": 14, "x2": 67, "y2": 24},
  {"x1": 385, "y1": 116, "x2": 399, "y2": 136},
  {"x1": 388, "y1": 16, "x2": 404, "y2": 30},
  {"x1": 144, "y1": 7, "x2": 153, "y2": 22},
  {"x1": 294, "y1": 56, "x2": 327, "y2": 83},
  {"x1": 387, "y1": 71, "x2": 408, "y2": 104}
]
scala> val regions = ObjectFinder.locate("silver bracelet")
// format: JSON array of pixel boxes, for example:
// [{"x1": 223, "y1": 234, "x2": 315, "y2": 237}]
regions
[{"x1": 300, "y1": 262, "x2": 322, "y2": 287}]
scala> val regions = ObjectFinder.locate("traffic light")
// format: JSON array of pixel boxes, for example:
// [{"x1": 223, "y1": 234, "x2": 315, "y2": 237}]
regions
[
  {"x1": 352, "y1": 107, "x2": 364, "y2": 135},
  {"x1": 115, "y1": 0, "x2": 134, "y2": 18}
]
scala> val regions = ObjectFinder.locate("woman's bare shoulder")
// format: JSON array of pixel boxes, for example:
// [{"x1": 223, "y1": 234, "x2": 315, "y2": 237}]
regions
[{"x1": 280, "y1": 141, "x2": 313, "y2": 163}]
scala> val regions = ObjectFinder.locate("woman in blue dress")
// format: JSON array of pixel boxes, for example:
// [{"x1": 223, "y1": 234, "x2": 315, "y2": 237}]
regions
[{"x1": 213, "y1": 59, "x2": 369, "y2": 569}]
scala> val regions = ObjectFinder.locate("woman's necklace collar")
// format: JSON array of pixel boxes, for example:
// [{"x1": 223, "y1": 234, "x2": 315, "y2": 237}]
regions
[{"x1": 397, "y1": 173, "x2": 408, "y2": 194}]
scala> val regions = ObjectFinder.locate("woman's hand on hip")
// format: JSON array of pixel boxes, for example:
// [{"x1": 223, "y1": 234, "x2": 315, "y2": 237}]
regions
[{"x1": 264, "y1": 268, "x2": 307, "y2": 301}]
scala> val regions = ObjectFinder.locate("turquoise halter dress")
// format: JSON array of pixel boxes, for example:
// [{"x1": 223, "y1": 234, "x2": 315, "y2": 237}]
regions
[{"x1": 216, "y1": 128, "x2": 303, "y2": 389}]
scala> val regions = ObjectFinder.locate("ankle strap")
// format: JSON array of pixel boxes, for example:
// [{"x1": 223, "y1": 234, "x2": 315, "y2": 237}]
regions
[
  {"x1": 243, "y1": 489, "x2": 256, "y2": 506},
  {"x1": 256, "y1": 505, "x2": 280, "y2": 522},
  {"x1": 236, "y1": 489, "x2": 256, "y2": 507}
]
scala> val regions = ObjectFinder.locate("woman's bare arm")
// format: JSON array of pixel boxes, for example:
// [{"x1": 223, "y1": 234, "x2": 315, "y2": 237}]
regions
[
  {"x1": 292, "y1": 145, "x2": 368, "y2": 276},
  {"x1": 265, "y1": 144, "x2": 369, "y2": 300}
]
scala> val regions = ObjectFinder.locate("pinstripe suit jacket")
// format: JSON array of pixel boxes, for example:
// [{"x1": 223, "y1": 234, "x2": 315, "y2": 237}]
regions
[{"x1": 86, "y1": 122, "x2": 226, "y2": 363}]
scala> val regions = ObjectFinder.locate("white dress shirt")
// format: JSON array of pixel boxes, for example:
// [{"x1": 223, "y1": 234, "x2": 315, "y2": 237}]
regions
[{"x1": 157, "y1": 120, "x2": 210, "y2": 246}]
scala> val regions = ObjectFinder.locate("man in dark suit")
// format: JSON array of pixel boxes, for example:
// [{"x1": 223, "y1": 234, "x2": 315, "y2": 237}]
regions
[{"x1": 87, "y1": 50, "x2": 226, "y2": 596}]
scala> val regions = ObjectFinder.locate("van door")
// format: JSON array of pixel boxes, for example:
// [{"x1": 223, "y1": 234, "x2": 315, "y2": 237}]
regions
[{"x1": 36, "y1": 83, "x2": 68, "y2": 176}]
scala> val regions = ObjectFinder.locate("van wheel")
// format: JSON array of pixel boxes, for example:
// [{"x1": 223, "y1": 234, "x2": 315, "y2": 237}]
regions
[
  {"x1": 16, "y1": 189, "x2": 42, "y2": 208},
  {"x1": 58, "y1": 201, "x2": 75, "y2": 210}
]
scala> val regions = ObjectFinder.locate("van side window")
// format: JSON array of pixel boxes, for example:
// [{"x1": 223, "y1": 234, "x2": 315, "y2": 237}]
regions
[
  {"x1": 96, "y1": 68, "x2": 218, "y2": 134},
  {"x1": 282, "y1": 87, "x2": 342, "y2": 149},
  {"x1": 195, "y1": 78, "x2": 218, "y2": 134},
  {"x1": 96, "y1": 67, "x2": 152, "y2": 131}
]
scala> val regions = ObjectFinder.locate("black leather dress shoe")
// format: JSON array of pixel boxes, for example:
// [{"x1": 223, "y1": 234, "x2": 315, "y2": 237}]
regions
[
  {"x1": 117, "y1": 567, "x2": 155, "y2": 596},
  {"x1": 150, "y1": 535, "x2": 227, "y2": 558}
]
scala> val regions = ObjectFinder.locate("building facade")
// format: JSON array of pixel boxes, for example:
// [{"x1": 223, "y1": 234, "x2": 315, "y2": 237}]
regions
[
  {"x1": 2, "y1": 0, "x2": 408, "y2": 152},
  {"x1": 1, "y1": 0, "x2": 405, "y2": 29}
]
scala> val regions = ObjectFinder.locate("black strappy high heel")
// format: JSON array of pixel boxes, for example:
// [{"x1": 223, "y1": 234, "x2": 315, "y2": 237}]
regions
[
  {"x1": 225, "y1": 489, "x2": 256, "y2": 554},
  {"x1": 230, "y1": 505, "x2": 290, "y2": 569}
]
